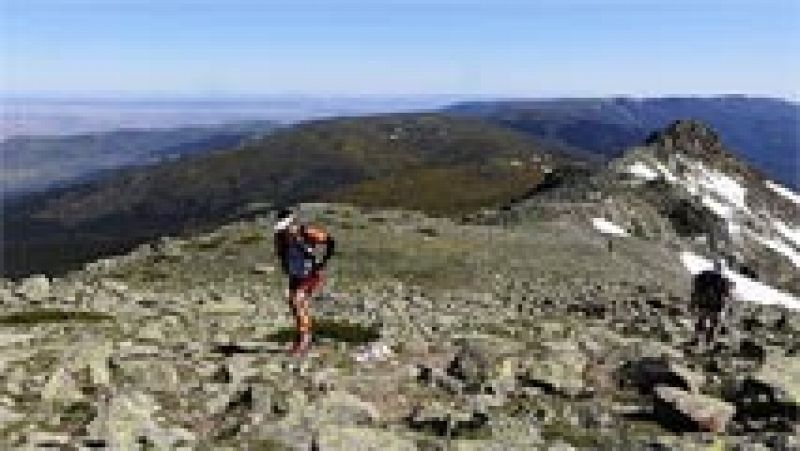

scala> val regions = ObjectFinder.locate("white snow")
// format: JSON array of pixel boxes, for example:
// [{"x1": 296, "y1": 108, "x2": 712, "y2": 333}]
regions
[
  {"x1": 591, "y1": 218, "x2": 630, "y2": 237},
  {"x1": 664, "y1": 159, "x2": 750, "y2": 241},
  {"x1": 695, "y1": 164, "x2": 747, "y2": 210},
  {"x1": 652, "y1": 161, "x2": 678, "y2": 183},
  {"x1": 680, "y1": 251, "x2": 800, "y2": 310},
  {"x1": 700, "y1": 195, "x2": 732, "y2": 219},
  {"x1": 677, "y1": 160, "x2": 747, "y2": 213},
  {"x1": 750, "y1": 234, "x2": 800, "y2": 268},
  {"x1": 627, "y1": 162, "x2": 659, "y2": 180},
  {"x1": 766, "y1": 180, "x2": 800, "y2": 205},
  {"x1": 774, "y1": 219, "x2": 800, "y2": 247}
]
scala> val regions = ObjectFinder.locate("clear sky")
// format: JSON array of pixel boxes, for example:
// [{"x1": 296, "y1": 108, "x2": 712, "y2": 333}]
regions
[{"x1": 2, "y1": 0, "x2": 799, "y2": 98}]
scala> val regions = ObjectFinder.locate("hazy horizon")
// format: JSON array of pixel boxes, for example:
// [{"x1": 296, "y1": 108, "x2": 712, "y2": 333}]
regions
[{"x1": 4, "y1": 0, "x2": 799, "y2": 99}]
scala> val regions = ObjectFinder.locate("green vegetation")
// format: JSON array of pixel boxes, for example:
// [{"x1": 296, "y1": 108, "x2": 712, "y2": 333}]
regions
[
  {"x1": 328, "y1": 218, "x2": 476, "y2": 289},
  {"x1": 329, "y1": 163, "x2": 543, "y2": 216},
  {"x1": 59, "y1": 401, "x2": 97, "y2": 428},
  {"x1": 249, "y1": 438, "x2": 291, "y2": 451},
  {"x1": 234, "y1": 232, "x2": 265, "y2": 245},
  {"x1": 541, "y1": 421, "x2": 605, "y2": 448},
  {"x1": 4, "y1": 113, "x2": 561, "y2": 278},
  {"x1": 0, "y1": 310, "x2": 113, "y2": 325},
  {"x1": 265, "y1": 318, "x2": 380, "y2": 345}
]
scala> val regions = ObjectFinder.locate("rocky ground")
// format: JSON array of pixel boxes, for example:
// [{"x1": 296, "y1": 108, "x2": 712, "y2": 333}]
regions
[{"x1": 1, "y1": 201, "x2": 798, "y2": 449}]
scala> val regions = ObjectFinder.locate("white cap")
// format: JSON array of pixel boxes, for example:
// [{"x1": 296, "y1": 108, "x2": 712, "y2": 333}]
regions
[{"x1": 273, "y1": 214, "x2": 296, "y2": 232}]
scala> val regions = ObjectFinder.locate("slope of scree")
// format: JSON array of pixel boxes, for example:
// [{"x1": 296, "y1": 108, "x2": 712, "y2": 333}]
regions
[
  {"x1": 0, "y1": 201, "x2": 798, "y2": 448},
  {"x1": 2, "y1": 113, "x2": 577, "y2": 278}
]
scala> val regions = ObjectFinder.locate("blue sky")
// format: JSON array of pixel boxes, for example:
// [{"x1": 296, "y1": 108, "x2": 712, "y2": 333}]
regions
[{"x1": 3, "y1": 0, "x2": 799, "y2": 98}]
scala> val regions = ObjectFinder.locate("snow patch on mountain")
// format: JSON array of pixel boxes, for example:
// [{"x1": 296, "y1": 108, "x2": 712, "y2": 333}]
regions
[
  {"x1": 652, "y1": 160, "x2": 678, "y2": 183},
  {"x1": 774, "y1": 219, "x2": 800, "y2": 248},
  {"x1": 625, "y1": 152, "x2": 800, "y2": 271},
  {"x1": 592, "y1": 218, "x2": 629, "y2": 237},
  {"x1": 627, "y1": 162, "x2": 659, "y2": 180},
  {"x1": 765, "y1": 180, "x2": 800, "y2": 205},
  {"x1": 680, "y1": 251, "x2": 800, "y2": 310},
  {"x1": 683, "y1": 161, "x2": 747, "y2": 210},
  {"x1": 749, "y1": 234, "x2": 800, "y2": 269}
]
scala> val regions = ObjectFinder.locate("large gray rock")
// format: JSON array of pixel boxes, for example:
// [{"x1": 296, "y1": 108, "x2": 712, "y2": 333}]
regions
[
  {"x1": 15, "y1": 274, "x2": 50, "y2": 301},
  {"x1": 520, "y1": 341, "x2": 587, "y2": 397},
  {"x1": 755, "y1": 353, "x2": 800, "y2": 405},
  {"x1": 654, "y1": 386, "x2": 735, "y2": 433},
  {"x1": 316, "y1": 425, "x2": 416, "y2": 451},
  {"x1": 407, "y1": 401, "x2": 489, "y2": 439},
  {"x1": 447, "y1": 335, "x2": 521, "y2": 393},
  {"x1": 616, "y1": 356, "x2": 696, "y2": 395},
  {"x1": 41, "y1": 367, "x2": 83, "y2": 403}
]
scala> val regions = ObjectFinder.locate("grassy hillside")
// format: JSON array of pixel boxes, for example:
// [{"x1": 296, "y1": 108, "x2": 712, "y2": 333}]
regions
[
  {"x1": 329, "y1": 162, "x2": 544, "y2": 216},
  {"x1": 3, "y1": 113, "x2": 566, "y2": 278}
]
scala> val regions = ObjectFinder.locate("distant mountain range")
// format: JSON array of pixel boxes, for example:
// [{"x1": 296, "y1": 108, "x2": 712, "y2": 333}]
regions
[
  {"x1": 2, "y1": 96, "x2": 798, "y2": 278},
  {"x1": 1, "y1": 121, "x2": 278, "y2": 196},
  {"x1": 448, "y1": 96, "x2": 799, "y2": 189}
]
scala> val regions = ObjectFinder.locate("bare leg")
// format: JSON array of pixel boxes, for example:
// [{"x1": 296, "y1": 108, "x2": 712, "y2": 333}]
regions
[{"x1": 292, "y1": 290, "x2": 311, "y2": 354}]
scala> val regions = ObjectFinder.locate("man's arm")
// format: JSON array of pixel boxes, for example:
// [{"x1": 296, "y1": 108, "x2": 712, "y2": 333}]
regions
[{"x1": 320, "y1": 236, "x2": 335, "y2": 268}]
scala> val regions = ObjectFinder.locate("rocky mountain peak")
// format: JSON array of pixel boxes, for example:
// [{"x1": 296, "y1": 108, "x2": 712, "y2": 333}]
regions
[{"x1": 645, "y1": 119, "x2": 726, "y2": 159}]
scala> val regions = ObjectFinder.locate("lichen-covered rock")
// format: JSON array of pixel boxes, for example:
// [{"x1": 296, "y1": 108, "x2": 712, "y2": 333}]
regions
[
  {"x1": 755, "y1": 353, "x2": 800, "y2": 404},
  {"x1": 316, "y1": 425, "x2": 416, "y2": 450},
  {"x1": 654, "y1": 386, "x2": 734, "y2": 433},
  {"x1": 41, "y1": 367, "x2": 83, "y2": 403},
  {"x1": 520, "y1": 341, "x2": 588, "y2": 396},
  {"x1": 15, "y1": 274, "x2": 50, "y2": 301},
  {"x1": 616, "y1": 356, "x2": 693, "y2": 395},
  {"x1": 86, "y1": 390, "x2": 180, "y2": 449}
]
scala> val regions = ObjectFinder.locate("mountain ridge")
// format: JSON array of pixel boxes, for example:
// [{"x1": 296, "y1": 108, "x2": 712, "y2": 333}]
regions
[{"x1": 448, "y1": 96, "x2": 800, "y2": 189}]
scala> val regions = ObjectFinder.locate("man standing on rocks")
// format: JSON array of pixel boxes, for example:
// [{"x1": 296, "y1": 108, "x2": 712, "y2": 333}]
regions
[{"x1": 273, "y1": 208, "x2": 335, "y2": 356}]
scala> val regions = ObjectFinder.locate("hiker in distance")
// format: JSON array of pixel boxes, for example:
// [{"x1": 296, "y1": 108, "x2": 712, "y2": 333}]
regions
[
  {"x1": 273, "y1": 208, "x2": 336, "y2": 356},
  {"x1": 690, "y1": 258, "x2": 733, "y2": 350}
]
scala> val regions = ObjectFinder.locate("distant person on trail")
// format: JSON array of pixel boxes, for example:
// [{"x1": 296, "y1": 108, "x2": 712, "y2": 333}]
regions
[
  {"x1": 690, "y1": 259, "x2": 733, "y2": 348},
  {"x1": 273, "y1": 208, "x2": 335, "y2": 356}
]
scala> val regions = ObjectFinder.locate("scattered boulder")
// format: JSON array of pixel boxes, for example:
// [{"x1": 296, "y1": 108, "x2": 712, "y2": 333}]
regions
[
  {"x1": 15, "y1": 275, "x2": 50, "y2": 301},
  {"x1": 723, "y1": 377, "x2": 800, "y2": 433},
  {"x1": 520, "y1": 342, "x2": 588, "y2": 397},
  {"x1": 653, "y1": 386, "x2": 734, "y2": 433},
  {"x1": 617, "y1": 357, "x2": 693, "y2": 395},
  {"x1": 447, "y1": 343, "x2": 493, "y2": 391},
  {"x1": 252, "y1": 264, "x2": 275, "y2": 274},
  {"x1": 754, "y1": 353, "x2": 800, "y2": 405},
  {"x1": 447, "y1": 336, "x2": 521, "y2": 393},
  {"x1": 407, "y1": 402, "x2": 489, "y2": 438},
  {"x1": 41, "y1": 367, "x2": 83, "y2": 403},
  {"x1": 86, "y1": 391, "x2": 163, "y2": 448},
  {"x1": 316, "y1": 425, "x2": 416, "y2": 450}
]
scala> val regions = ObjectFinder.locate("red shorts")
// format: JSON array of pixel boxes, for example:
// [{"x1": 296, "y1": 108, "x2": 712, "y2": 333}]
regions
[{"x1": 289, "y1": 271, "x2": 323, "y2": 293}]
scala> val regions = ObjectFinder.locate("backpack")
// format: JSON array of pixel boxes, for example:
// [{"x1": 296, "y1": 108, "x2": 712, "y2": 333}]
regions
[
  {"x1": 691, "y1": 270, "x2": 730, "y2": 312},
  {"x1": 278, "y1": 226, "x2": 330, "y2": 278}
]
